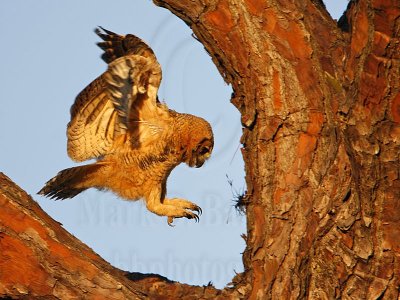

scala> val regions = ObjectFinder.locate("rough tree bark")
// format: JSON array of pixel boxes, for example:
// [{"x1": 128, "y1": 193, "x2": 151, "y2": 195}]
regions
[
  {"x1": 150, "y1": 0, "x2": 400, "y2": 298},
  {"x1": 1, "y1": 0, "x2": 399, "y2": 299},
  {"x1": 0, "y1": 173, "x2": 228, "y2": 299}
]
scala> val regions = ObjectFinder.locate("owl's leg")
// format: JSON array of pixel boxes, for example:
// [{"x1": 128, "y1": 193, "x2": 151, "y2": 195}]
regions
[{"x1": 145, "y1": 188, "x2": 200, "y2": 226}]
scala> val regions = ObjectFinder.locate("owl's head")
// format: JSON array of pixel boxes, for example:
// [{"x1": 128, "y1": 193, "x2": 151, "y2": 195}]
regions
[{"x1": 182, "y1": 116, "x2": 214, "y2": 168}]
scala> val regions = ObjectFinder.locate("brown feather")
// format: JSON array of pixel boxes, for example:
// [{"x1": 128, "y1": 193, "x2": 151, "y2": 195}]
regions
[{"x1": 38, "y1": 163, "x2": 105, "y2": 200}]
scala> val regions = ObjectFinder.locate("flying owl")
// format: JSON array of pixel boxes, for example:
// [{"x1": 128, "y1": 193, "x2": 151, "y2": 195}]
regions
[{"x1": 38, "y1": 27, "x2": 214, "y2": 226}]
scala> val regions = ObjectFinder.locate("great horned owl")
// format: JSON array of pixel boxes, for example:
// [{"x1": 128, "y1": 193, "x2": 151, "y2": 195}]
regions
[{"x1": 38, "y1": 27, "x2": 214, "y2": 226}]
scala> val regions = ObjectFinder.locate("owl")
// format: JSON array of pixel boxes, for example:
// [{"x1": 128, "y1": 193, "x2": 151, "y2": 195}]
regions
[{"x1": 38, "y1": 27, "x2": 214, "y2": 226}]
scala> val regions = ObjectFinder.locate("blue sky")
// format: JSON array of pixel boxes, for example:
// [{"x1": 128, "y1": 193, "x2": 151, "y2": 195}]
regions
[{"x1": 0, "y1": 0, "x2": 347, "y2": 288}]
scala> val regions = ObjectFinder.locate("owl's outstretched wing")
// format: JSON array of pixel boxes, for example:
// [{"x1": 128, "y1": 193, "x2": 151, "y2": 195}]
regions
[{"x1": 67, "y1": 27, "x2": 165, "y2": 162}]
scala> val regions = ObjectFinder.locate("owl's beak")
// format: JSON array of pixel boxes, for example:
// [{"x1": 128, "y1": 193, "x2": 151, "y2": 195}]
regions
[{"x1": 195, "y1": 160, "x2": 204, "y2": 168}]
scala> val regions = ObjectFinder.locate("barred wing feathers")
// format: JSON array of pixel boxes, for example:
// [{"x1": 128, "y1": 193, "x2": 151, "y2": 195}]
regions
[
  {"x1": 67, "y1": 75, "x2": 120, "y2": 161},
  {"x1": 95, "y1": 26, "x2": 156, "y2": 64},
  {"x1": 67, "y1": 28, "x2": 164, "y2": 162}
]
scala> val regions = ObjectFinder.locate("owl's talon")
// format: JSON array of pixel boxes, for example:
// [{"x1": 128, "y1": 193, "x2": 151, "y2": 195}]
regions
[
  {"x1": 194, "y1": 206, "x2": 202, "y2": 216},
  {"x1": 185, "y1": 211, "x2": 200, "y2": 222},
  {"x1": 187, "y1": 204, "x2": 201, "y2": 216},
  {"x1": 167, "y1": 212, "x2": 199, "y2": 225},
  {"x1": 193, "y1": 213, "x2": 199, "y2": 223},
  {"x1": 167, "y1": 217, "x2": 175, "y2": 226}
]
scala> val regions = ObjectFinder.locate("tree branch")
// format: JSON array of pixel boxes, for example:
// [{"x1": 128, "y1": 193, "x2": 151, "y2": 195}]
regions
[{"x1": 0, "y1": 173, "x2": 229, "y2": 299}]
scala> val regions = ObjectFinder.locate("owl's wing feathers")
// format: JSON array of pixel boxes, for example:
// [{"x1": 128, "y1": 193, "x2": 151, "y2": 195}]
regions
[
  {"x1": 67, "y1": 75, "x2": 121, "y2": 162},
  {"x1": 95, "y1": 26, "x2": 156, "y2": 64},
  {"x1": 105, "y1": 54, "x2": 162, "y2": 130},
  {"x1": 67, "y1": 28, "x2": 166, "y2": 162}
]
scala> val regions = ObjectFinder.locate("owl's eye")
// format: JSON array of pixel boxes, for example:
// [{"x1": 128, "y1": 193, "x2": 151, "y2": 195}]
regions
[{"x1": 199, "y1": 147, "x2": 210, "y2": 155}]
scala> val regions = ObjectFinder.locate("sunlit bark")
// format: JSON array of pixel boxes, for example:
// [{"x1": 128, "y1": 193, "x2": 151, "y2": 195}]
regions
[{"x1": 153, "y1": 0, "x2": 400, "y2": 298}]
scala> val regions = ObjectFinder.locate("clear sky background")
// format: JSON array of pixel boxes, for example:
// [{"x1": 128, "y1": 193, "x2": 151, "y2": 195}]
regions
[{"x1": 0, "y1": 1, "x2": 347, "y2": 288}]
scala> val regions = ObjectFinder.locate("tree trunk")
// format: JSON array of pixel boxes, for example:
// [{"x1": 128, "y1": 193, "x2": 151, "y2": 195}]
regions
[
  {"x1": 1, "y1": 0, "x2": 400, "y2": 299},
  {"x1": 152, "y1": 0, "x2": 400, "y2": 298}
]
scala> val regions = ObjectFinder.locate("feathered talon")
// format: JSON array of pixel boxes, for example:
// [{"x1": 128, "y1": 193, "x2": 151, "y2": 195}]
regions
[
  {"x1": 167, "y1": 217, "x2": 175, "y2": 227},
  {"x1": 166, "y1": 209, "x2": 200, "y2": 226}
]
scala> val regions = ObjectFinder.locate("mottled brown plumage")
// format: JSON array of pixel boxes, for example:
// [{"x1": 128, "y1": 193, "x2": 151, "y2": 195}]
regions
[{"x1": 38, "y1": 27, "x2": 214, "y2": 225}]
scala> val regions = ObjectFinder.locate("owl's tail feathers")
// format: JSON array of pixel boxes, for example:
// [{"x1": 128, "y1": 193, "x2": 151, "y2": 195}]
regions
[{"x1": 38, "y1": 163, "x2": 105, "y2": 200}]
